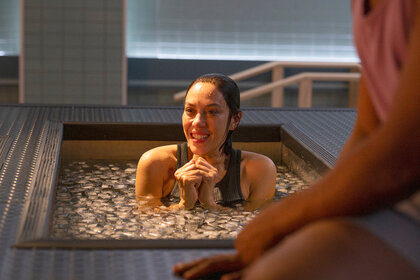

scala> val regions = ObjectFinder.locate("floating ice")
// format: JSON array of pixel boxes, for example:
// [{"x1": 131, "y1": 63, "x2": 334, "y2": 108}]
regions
[{"x1": 52, "y1": 160, "x2": 307, "y2": 240}]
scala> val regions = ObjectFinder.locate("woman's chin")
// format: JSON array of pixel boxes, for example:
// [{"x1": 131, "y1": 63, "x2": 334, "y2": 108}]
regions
[
  {"x1": 191, "y1": 149, "x2": 206, "y2": 157},
  {"x1": 188, "y1": 140, "x2": 221, "y2": 157},
  {"x1": 188, "y1": 145, "x2": 208, "y2": 157}
]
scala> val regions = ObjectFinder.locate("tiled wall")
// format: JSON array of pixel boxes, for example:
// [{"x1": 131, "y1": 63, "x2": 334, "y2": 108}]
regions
[{"x1": 21, "y1": 0, "x2": 126, "y2": 104}]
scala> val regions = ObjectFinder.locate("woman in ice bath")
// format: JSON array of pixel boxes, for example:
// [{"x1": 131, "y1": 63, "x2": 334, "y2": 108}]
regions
[{"x1": 135, "y1": 73, "x2": 276, "y2": 209}]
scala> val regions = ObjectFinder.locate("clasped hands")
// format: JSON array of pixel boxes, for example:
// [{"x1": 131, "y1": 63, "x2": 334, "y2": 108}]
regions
[{"x1": 174, "y1": 156, "x2": 220, "y2": 209}]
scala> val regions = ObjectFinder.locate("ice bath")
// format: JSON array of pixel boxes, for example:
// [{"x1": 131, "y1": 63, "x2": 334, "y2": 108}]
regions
[
  {"x1": 14, "y1": 122, "x2": 328, "y2": 249},
  {"x1": 51, "y1": 160, "x2": 305, "y2": 239},
  {"x1": 51, "y1": 160, "x2": 307, "y2": 240}
]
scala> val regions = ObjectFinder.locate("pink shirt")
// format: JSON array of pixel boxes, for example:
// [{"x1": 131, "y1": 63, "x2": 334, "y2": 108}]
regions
[
  {"x1": 353, "y1": 0, "x2": 415, "y2": 122},
  {"x1": 354, "y1": 0, "x2": 420, "y2": 222}
]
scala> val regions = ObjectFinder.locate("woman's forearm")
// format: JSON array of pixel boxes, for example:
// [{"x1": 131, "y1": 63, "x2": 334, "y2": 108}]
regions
[
  {"x1": 178, "y1": 184, "x2": 198, "y2": 209},
  {"x1": 198, "y1": 184, "x2": 219, "y2": 208}
]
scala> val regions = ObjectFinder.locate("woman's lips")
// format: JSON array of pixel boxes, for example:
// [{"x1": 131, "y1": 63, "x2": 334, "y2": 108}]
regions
[{"x1": 191, "y1": 133, "x2": 209, "y2": 142}]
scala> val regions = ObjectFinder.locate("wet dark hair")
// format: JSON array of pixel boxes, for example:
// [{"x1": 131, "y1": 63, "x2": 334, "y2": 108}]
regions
[{"x1": 185, "y1": 73, "x2": 241, "y2": 155}]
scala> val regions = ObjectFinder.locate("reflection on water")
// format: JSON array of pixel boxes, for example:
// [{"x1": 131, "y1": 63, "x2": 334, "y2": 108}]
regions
[{"x1": 51, "y1": 160, "x2": 307, "y2": 240}]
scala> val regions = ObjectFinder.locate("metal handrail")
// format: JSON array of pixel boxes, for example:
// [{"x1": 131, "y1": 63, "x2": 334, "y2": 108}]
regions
[
  {"x1": 230, "y1": 61, "x2": 360, "y2": 80},
  {"x1": 173, "y1": 61, "x2": 361, "y2": 107},
  {"x1": 173, "y1": 61, "x2": 361, "y2": 101},
  {"x1": 241, "y1": 72, "x2": 360, "y2": 107},
  {"x1": 0, "y1": 78, "x2": 18, "y2": 86}
]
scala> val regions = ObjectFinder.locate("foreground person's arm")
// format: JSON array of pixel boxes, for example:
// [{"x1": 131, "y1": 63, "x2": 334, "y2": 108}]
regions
[
  {"x1": 335, "y1": 76, "x2": 380, "y2": 163},
  {"x1": 235, "y1": 10, "x2": 420, "y2": 264}
]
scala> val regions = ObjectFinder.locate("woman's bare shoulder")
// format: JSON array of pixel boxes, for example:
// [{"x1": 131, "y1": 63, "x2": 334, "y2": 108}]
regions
[
  {"x1": 138, "y1": 144, "x2": 178, "y2": 168},
  {"x1": 241, "y1": 151, "x2": 275, "y2": 166},
  {"x1": 136, "y1": 144, "x2": 178, "y2": 197},
  {"x1": 240, "y1": 151, "x2": 277, "y2": 200},
  {"x1": 240, "y1": 151, "x2": 276, "y2": 180}
]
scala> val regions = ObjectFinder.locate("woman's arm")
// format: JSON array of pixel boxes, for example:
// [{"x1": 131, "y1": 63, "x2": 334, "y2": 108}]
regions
[
  {"x1": 236, "y1": 3, "x2": 420, "y2": 264},
  {"x1": 135, "y1": 146, "x2": 176, "y2": 206},
  {"x1": 136, "y1": 148, "x2": 168, "y2": 198}
]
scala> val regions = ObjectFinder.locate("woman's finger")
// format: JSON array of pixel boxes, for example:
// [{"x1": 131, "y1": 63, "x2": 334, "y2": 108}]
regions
[
  {"x1": 178, "y1": 173, "x2": 202, "y2": 185},
  {"x1": 175, "y1": 169, "x2": 202, "y2": 183},
  {"x1": 175, "y1": 160, "x2": 197, "y2": 174},
  {"x1": 194, "y1": 163, "x2": 217, "y2": 182},
  {"x1": 194, "y1": 157, "x2": 215, "y2": 172}
]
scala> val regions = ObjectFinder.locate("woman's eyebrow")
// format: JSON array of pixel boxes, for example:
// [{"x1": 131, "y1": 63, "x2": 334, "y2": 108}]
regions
[
  {"x1": 205, "y1": 103, "x2": 222, "y2": 108},
  {"x1": 184, "y1": 102, "x2": 222, "y2": 108},
  {"x1": 184, "y1": 102, "x2": 223, "y2": 108}
]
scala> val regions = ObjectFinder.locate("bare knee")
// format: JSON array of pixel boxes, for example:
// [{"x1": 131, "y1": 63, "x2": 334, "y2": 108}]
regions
[
  {"x1": 292, "y1": 219, "x2": 360, "y2": 249},
  {"x1": 242, "y1": 219, "x2": 358, "y2": 280}
]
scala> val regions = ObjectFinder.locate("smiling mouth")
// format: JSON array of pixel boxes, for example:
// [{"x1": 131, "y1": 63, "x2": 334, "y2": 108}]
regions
[{"x1": 191, "y1": 133, "x2": 209, "y2": 140}]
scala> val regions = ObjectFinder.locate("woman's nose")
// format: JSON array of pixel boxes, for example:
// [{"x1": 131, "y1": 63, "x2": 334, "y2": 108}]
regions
[{"x1": 192, "y1": 113, "x2": 206, "y2": 126}]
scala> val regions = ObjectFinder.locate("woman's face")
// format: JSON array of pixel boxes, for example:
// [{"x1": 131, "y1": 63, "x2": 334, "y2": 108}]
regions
[{"x1": 182, "y1": 82, "x2": 236, "y2": 157}]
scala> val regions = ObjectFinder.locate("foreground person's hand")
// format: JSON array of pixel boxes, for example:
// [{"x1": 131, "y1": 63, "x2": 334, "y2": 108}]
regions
[
  {"x1": 174, "y1": 160, "x2": 202, "y2": 209},
  {"x1": 173, "y1": 253, "x2": 245, "y2": 280},
  {"x1": 235, "y1": 201, "x2": 286, "y2": 265}
]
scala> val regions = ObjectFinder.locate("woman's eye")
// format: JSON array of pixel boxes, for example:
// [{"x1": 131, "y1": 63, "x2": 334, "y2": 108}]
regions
[{"x1": 208, "y1": 110, "x2": 218, "y2": 115}]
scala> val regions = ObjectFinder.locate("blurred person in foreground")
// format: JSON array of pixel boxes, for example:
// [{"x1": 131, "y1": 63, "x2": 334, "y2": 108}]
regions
[{"x1": 173, "y1": 0, "x2": 420, "y2": 279}]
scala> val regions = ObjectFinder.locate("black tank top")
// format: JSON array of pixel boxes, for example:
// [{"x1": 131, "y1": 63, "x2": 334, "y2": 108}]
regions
[{"x1": 170, "y1": 142, "x2": 244, "y2": 203}]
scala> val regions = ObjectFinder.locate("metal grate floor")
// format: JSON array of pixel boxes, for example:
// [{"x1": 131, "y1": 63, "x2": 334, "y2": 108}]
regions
[{"x1": 0, "y1": 105, "x2": 355, "y2": 280}]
